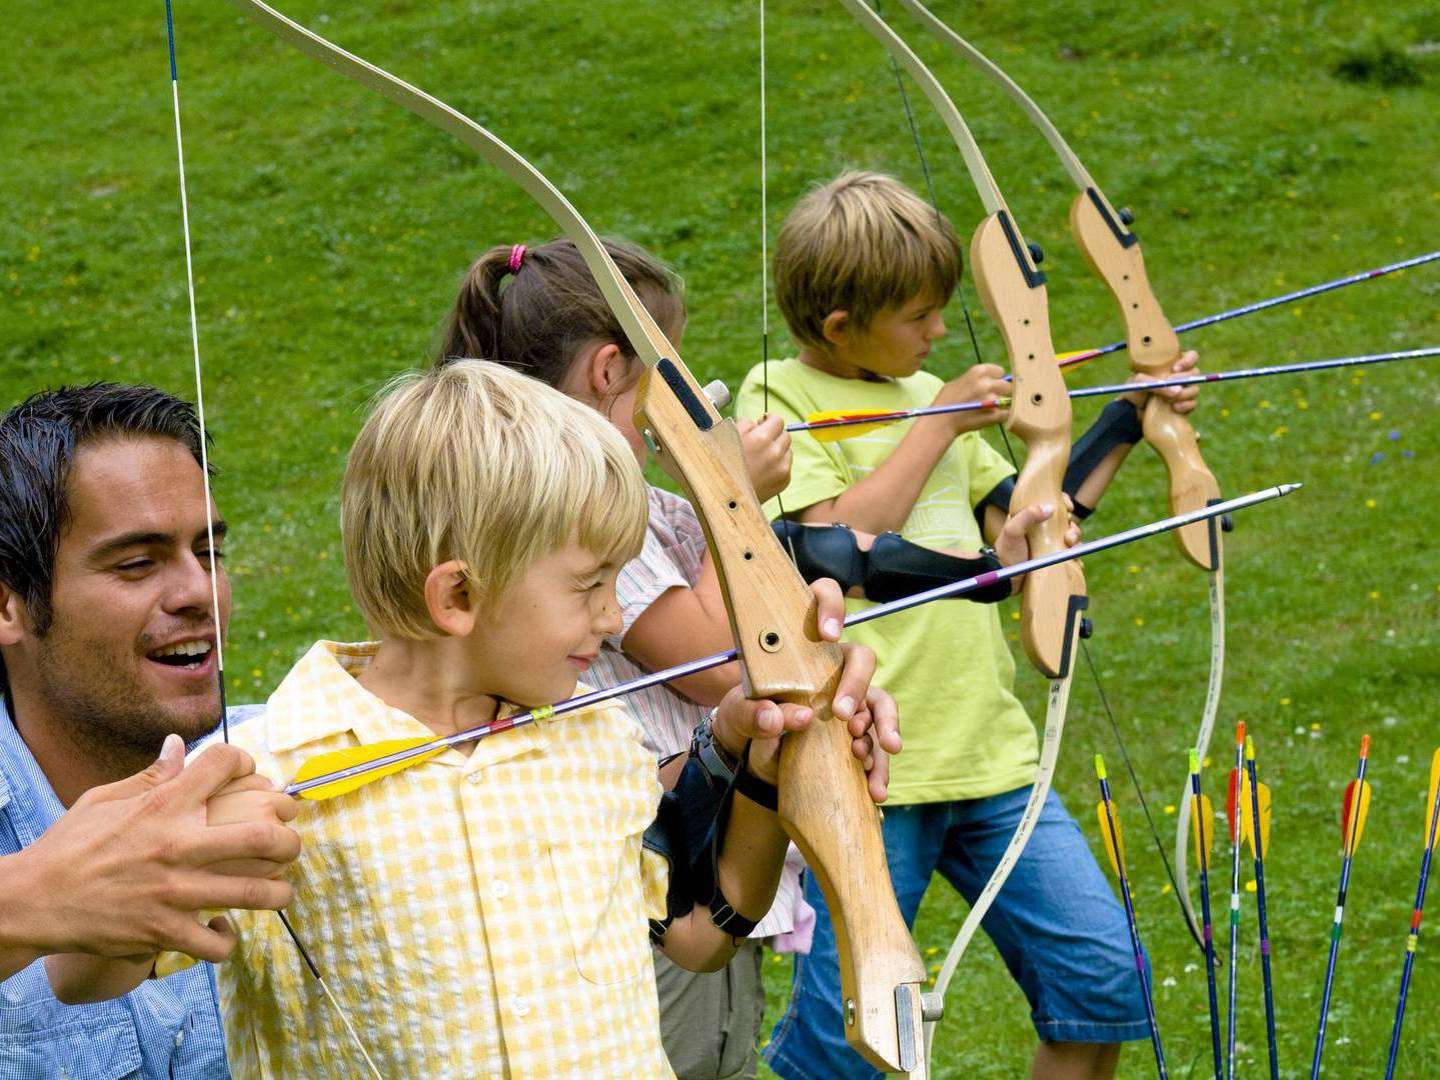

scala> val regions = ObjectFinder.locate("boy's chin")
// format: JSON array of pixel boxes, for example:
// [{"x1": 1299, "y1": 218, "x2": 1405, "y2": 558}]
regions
[{"x1": 501, "y1": 672, "x2": 581, "y2": 710}]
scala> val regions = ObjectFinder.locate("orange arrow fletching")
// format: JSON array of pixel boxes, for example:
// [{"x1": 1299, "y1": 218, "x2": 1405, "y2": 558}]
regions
[
  {"x1": 289, "y1": 738, "x2": 445, "y2": 801},
  {"x1": 1341, "y1": 778, "x2": 1372, "y2": 856},
  {"x1": 1096, "y1": 801, "x2": 1127, "y2": 879},
  {"x1": 1427, "y1": 747, "x2": 1440, "y2": 851},
  {"x1": 1191, "y1": 792, "x2": 1215, "y2": 869}
]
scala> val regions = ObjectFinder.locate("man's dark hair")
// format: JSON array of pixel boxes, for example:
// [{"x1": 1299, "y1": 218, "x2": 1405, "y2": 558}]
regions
[{"x1": 0, "y1": 383, "x2": 208, "y2": 700}]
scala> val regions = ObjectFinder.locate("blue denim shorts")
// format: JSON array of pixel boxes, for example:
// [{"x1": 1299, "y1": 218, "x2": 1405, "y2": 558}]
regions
[{"x1": 765, "y1": 786, "x2": 1151, "y2": 1080}]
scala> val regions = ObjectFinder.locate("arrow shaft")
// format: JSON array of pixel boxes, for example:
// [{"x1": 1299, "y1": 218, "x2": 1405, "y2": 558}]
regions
[
  {"x1": 1225, "y1": 731, "x2": 1245, "y2": 1080},
  {"x1": 288, "y1": 485, "x2": 1295, "y2": 796},
  {"x1": 788, "y1": 347, "x2": 1440, "y2": 436},
  {"x1": 1383, "y1": 765, "x2": 1440, "y2": 1078},
  {"x1": 1246, "y1": 754, "x2": 1281, "y2": 1080},
  {"x1": 1311, "y1": 750, "x2": 1370, "y2": 1079},
  {"x1": 1055, "y1": 249, "x2": 1440, "y2": 371},
  {"x1": 1191, "y1": 769, "x2": 1224, "y2": 1080},
  {"x1": 1098, "y1": 773, "x2": 1168, "y2": 1079}
]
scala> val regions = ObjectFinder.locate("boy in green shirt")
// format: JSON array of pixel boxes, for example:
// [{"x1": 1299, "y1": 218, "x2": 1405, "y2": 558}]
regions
[{"x1": 736, "y1": 171, "x2": 1202, "y2": 1079}]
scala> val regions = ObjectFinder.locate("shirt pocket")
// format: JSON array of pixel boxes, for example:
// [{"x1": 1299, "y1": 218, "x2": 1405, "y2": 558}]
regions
[
  {"x1": 546, "y1": 834, "x2": 650, "y2": 987},
  {"x1": 0, "y1": 964, "x2": 143, "y2": 1079}
]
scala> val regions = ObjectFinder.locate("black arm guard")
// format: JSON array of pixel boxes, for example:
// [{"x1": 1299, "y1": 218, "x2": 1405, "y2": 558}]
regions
[
  {"x1": 772, "y1": 519, "x2": 1008, "y2": 603},
  {"x1": 647, "y1": 750, "x2": 729, "y2": 942},
  {"x1": 1063, "y1": 399, "x2": 1144, "y2": 518},
  {"x1": 771, "y1": 520, "x2": 866, "y2": 593},
  {"x1": 866, "y1": 532, "x2": 1010, "y2": 604}
]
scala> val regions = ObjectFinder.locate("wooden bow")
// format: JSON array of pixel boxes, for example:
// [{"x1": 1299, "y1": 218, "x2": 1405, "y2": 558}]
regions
[
  {"x1": 881, "y1": 0, "x2": 1226, "y2": 948},
  {"x1": 227, "y1": 1, "x2": 927, "y2": 1072},
  {"x1": 836, "y1": 0, "x2": 1087, "y2": 1059}
]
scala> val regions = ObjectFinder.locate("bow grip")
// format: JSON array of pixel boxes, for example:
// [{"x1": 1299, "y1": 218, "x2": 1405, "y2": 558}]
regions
[
  {"x1": 1069, "y1": 190, "x2": 1222, "y2": 570},
  {"x1": 970, "y1": 212, "x2": 1087, "y2": 678}
]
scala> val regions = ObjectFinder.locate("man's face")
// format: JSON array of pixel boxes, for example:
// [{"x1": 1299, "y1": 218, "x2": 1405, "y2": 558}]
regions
[{"x1": 21, "y1": 435, "x2": 231, "y2": 753}]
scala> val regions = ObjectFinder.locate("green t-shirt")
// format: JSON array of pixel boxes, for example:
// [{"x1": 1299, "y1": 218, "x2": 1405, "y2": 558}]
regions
[{"x1": 736, "y1": 358, "x2": 1037, "y2": 805}]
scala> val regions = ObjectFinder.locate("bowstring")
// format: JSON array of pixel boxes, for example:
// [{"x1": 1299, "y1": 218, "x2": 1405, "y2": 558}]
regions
[
  {"x1": 872, "y1": 0, "x2": 1189, "y2": 923},
  {"x1": 162, "y1": 6, "x2": 383, "y2": 1072},
  {"x1": 760, "y1": 0, "x2": 798, "y2": 562}
]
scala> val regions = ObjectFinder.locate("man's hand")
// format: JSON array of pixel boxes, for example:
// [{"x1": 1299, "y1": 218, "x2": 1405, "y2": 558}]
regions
[
  {"x1": 1122, "y1": 349, "x2": 1202, "y2": 414},
  {"x1": 934, "y1": 362, "x2": 1009, "y2": 434},
  {"x1": 206, "y1": 772, "x2": 301, "y2": 880},
  {"x1": 3, "y1": 735, "x2": 300, "y2": 967},
  {"x1": 736, "y1": 413, "x2": 793, "y2": 503},
  {"x1": 709, "y1": 579, "x2": 901, "y2": 803}
]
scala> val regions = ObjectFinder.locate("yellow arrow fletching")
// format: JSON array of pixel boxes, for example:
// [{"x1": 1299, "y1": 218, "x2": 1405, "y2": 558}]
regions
[
  {"x1": 1427, "y1": 748, "x2": 1440, "y2": 851},
  {"x1": 289, "y1": 738, "x2": 445, "y2": 801},
  {"x1": 1191, "y1": 792, "x2": 1215, "y2": 869},
  {"x1": 1341, "y1": 778, "x2": 1372, "y2": 856},
  {"x1": 802, "y1": 410, "x2": 899, "y2": 442},
  {"x1": 1056, "y1": 348, "x2": 1101, "y2": 375},
  {"x1": 1096, "y1": 800, "x2": 1126, "y2": 878},
  {"x1": 1239, "y1": 777, "x2": 1273, "y2": 859}
]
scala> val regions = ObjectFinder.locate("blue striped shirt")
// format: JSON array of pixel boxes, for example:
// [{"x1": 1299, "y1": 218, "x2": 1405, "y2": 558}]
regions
[{"x1": 0, "y1": 703, "x2": 232, "y2": 1079}]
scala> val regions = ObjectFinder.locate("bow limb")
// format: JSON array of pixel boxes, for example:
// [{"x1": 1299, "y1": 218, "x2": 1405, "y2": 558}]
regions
[
  {"x1": 229, "y1": 1, "x2": 927, "y2": 1072},
  {"x1": 836, "y1": 0, "x2": 1087, "y2": 1062},
  {"x1": 878, "y1": 0, "x2": 1227, "y2": 947}
]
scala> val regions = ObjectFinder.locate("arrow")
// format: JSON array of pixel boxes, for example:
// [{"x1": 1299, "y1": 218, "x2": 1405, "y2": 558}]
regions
[
  {"x1": 1189, "y1": 749, "x2": 1223, "y2": 1080},
  {"x1": 1310, "y1": 734, "x2": 1372, "y2": 1078},
  {"x1": 1245, "y1": 735, "x2": 1281, "y2": 1080},
  {"x1": 286, "y1": 483, "x2": 1298, "y2": 798},
  {"x1": 1052, "y1": 248, "x2": 1440, "y2": 373},
  {"x1": 787, "y1": 347, "x2": 1440, "y2": 441},
  {"x1": 1095, "y1": 755, "x2": 1168, "y2": 1079},
  {"x1": 1223, "y1": 721, "x2": 1246, "y2": 1080},
  {"x1": 1383, "y1": 746, "x2": 1440, "y2": 1079}
]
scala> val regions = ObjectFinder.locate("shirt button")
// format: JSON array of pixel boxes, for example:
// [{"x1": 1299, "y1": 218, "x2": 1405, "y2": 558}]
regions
[
  {"x1": 513, "y1": 997, "x2": 530, "y2": 1017},
  {"x1": 492, "y1": 879, "x2": 510, "y2": 899},
  {"x1": 174, "y1": 1030, "x2": 186, "y2": 1048},
  {"x1": 467, "y1": 774, "x2": 482, "y2": 785}
]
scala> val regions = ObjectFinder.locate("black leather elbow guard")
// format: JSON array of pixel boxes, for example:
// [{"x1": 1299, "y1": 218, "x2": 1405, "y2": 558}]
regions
[{"x1": 645, "y1": 751, "x2": 730, "y2": 943}]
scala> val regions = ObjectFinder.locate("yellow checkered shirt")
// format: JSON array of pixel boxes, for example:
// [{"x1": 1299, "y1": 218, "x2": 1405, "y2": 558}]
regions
[{"x1": 202, "y1": 640, "x2": 674, "y2": 1078}]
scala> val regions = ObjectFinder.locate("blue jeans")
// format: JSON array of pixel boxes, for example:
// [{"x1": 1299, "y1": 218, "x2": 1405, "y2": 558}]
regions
[{"x1": 764, "y1": 787, "x2": 1150, "y2": 1080}]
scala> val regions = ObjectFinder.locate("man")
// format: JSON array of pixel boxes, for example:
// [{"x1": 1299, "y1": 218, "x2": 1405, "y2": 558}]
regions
[{"x1": 0, "y1": 383, "x2": 298, "y2": 1077}]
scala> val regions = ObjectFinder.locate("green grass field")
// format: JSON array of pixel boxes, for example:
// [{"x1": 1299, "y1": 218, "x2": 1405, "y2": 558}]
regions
[{"x1": 4, "y1": 0, "x2": 1439, "y2": 1075}]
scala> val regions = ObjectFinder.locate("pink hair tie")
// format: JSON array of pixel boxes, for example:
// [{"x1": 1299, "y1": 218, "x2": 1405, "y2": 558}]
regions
[{"x1": 507, "y1": 244, "x2": 527, "y2": 274}]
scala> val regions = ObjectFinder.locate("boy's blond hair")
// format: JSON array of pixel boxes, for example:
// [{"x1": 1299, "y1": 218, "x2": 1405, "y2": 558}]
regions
[
  {"x1": 342, "y1": 360, "x2": 647, "y2": 638},
  {"x1": 774, "y1": 170, "x2": 961, "y2": 349}
]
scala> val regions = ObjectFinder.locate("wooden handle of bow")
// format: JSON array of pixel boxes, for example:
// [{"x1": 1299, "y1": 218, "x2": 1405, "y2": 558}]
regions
[
  {"x1": 970, "y1": 212, "x2": 1087, "y2": 678},
  {"x1": 637, "y1": 364, "x2": 927, "y2": 1074},
  {"x1": 1069, "y1": 190, "x2": 1222, "y2": 570}
]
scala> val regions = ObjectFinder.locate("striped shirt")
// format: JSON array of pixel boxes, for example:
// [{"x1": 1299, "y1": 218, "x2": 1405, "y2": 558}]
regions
[
  {"x1": 589, "y1": 486, "x2": 803, "y2": 940},
  {"x1": 165, "y1": 640, "x2": 674, "y2": 1079}
]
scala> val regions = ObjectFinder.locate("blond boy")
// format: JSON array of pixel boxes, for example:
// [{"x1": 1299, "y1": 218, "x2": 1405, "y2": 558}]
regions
[
  {"x1": 49, "y1": 360, "x2": 896, "y2": 1078},
  {"x1": 737, "y1": 172, "x2": 1201, "y2": 1080}
]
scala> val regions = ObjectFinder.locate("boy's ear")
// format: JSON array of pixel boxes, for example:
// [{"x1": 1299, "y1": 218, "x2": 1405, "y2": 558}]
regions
[
  {"x1": 820, "y1": 309, "x2": 851, "y2": 347},
  {"x1": 422, "y1": 560, "x2": 478, "y2": 638}
]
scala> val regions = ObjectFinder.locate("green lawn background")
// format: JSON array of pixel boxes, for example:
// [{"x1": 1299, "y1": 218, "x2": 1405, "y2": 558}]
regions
[{"x1": 3, "y1": 1, "x2": 1439, "y2": 1075}]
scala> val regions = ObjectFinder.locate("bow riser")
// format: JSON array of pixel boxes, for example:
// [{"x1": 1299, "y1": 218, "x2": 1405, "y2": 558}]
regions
[
  {"x1": 1069, "y1": 191, "x2": 1221, "y2": 569},
  {"x1": 969, "y1": 214, "x2": 1086, "y2": 678},
  {"x1": 638, "y1": 271, "x2": 927, "y2": 1079}
]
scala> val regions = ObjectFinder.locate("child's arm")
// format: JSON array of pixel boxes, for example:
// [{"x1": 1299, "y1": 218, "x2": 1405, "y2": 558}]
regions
[
  {"x1": 796, "y1": 363, "x2": 1009, "y2": 534},
  {"x1": 46, "y1": 774, "x2": 298, "y2": 1004},
  {"x1": 1066, "y1": 350, "x2": 1203, "y2": 514},
  {"x1": 620, "y1": 414, "x2": 794, "y2": 707}
]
